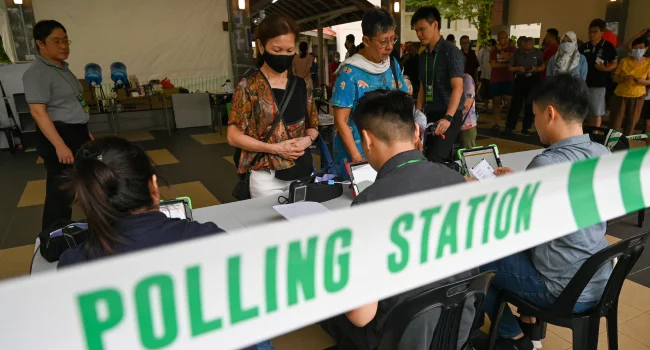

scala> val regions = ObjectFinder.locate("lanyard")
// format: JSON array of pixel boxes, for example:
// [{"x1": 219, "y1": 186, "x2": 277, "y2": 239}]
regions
[
  {"x1": 396, "y1": 159, "x2": 425, "y2": 169},
  {"x1": 49, "y1": 65, "x2": 80, "y2": 95},
  {"x1": 425, "y1": 52, "x2": 438, "y2": 88}
]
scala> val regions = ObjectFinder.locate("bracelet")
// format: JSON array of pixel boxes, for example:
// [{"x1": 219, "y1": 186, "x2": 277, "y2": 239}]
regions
[{"x1": 308, "y1": 135, "x2": 314, "y2": 142}]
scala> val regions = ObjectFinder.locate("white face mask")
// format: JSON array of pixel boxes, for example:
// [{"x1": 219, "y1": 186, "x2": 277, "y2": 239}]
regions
[
  {"x1": 631, "y1": 48, "x2": 646, "y2": 59},
  {"x1": 560, "y1": 42, "x2": 575, "y2": 53}
]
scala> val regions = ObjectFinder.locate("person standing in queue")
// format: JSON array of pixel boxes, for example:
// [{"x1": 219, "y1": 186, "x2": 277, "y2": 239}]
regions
[
  {"x1": 227, "y1": 14, "x2": 319, "y2": 199},
  {"x1": 331, "y1": 7, "x2": 408, "y2": 177},
  {"x1": 412, "y1": 6, "x2": 465, "y2": 163},
  {"x1": 24, "y1": 20, "x2": 92, "y2": 231}
]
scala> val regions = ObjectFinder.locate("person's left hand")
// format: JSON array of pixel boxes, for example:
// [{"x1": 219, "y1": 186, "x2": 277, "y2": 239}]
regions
[
  {"x1": 295, "y1": 136, "x2": 313, "y2": 150},
  {"x1": 435, "y1": 119, "x2": 451, "y2": 135},
  {"x1": 494, "y1": 167, "x2": 514, "y2": 176},
  {"x1": 626, "y1": 75, "x2": 636, "y2": 82}
]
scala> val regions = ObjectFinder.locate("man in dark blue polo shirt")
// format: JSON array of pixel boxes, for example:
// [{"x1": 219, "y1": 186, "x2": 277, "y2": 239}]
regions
[
  {"x1": 412, "y1": 6, "x2": 465, "y2": 164},
  {"x1": 321, "y1": 90, "x2": 477, "y2": 350}
]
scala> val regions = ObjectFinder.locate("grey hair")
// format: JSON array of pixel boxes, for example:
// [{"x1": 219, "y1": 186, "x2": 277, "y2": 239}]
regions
[{"x1": 361, "y1": 7, "x2": 396, "y2": 38}]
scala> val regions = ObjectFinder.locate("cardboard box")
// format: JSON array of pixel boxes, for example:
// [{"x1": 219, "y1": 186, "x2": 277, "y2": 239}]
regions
[
  {"x1": 150, "y1": 96, "x2": 164, "y2": 109},
  {"x1": 82, "y1": 91, "x2": 94, "y2": 103},
  {"x1": 116, "y1": 89, "x2": 128, "y2": 100},
  {"x1": 79, "y1": 79, "x2": 90, "y2": 92},
  {"x1": 163, "y1": 88, "x2": 180, "y2": 96},
  {"x1": 121, "y1": 97, "x2": 151, "y2": 111}
]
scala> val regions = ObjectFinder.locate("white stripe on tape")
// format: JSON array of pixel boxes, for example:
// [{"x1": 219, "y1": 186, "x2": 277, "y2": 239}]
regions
[{"x1": 0, "y1": 148, "x2": 648, "y2": 350}]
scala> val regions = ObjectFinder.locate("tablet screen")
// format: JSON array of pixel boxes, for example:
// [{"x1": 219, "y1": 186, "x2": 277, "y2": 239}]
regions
[
  {"x1": 350, "y1": 163, "x2": 377, "y2": 196},
  {"x1": 461, "y1": 148, "x2": 500, "y2": 177},
  {"x1": 160, "y1": 200, "x2": 189, "y2": 220}
]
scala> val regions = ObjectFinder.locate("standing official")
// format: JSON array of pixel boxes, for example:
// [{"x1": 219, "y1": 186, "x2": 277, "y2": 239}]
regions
[{"x1": 24, "y1": 20, "x2": 91, "y2": 230}]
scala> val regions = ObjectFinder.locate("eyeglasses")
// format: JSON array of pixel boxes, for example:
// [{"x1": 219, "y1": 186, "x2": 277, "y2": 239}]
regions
[
  {"x1": 374, "y1": 35, "x2": 399, "y2": 48},
  {"x1": 47, "y1": 39, "x2": 72, "y2": 46}
]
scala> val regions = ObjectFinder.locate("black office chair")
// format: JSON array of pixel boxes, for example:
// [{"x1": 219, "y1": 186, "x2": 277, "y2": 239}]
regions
[
  {"x1": 487, "y1": 231, "x2": 649, "y2": 350},
  {"x1": 378, "y1": 271, "x2": 495, "y2": 350}
]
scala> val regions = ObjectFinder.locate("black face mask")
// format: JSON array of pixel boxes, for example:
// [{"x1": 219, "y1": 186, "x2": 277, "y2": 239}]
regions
[{"x1": 262, "y1": 51, "x2": 294, "y2": 74}]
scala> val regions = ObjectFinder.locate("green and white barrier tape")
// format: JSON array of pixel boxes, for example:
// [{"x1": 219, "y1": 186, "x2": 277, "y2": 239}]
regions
[
  {"x1": 0, "y1": 148, "x2": 649, "y2": 350},
  {"x1": 605, "y1": 129, "x2": 650, "y2": 149}
]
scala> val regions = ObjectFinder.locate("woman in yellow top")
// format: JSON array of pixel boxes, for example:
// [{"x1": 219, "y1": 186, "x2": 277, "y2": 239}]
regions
[{"x1": 612, "y1": 37, "x2": 650, "y2": 136}]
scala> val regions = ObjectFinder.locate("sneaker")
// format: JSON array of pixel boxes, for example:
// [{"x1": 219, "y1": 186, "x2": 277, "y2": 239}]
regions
[{"x1": 495, "y1": 336, "x2": 535, "y2": 350}]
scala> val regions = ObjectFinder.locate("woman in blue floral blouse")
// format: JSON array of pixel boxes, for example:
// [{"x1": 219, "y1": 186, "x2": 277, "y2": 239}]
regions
[{"x1": 331, "y1": 8, "x2": 408, "y2": 178}]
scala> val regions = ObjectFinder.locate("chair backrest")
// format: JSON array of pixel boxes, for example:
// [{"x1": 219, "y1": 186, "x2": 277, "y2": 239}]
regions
[
  {"x1": 550, "y1": 231, "x2": 648, "y2": 317},
  {"x1": 378, "y1": 271, "x2": 495, "y2": 350},
  {"x1": 583, "y1": 125, "x2": 630, "y2": 151}
]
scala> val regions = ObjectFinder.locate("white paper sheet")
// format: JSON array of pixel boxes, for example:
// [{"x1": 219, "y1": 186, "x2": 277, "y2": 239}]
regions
[
  {"x1": 470, "y1": 158, "x2": 497, "y2": 182},
  {"x1": 350, "y1": 163, "x2": 377, "y2": 195},
  {"x1": 273, "y1": 202, "x2": 331, "y2": 221}
]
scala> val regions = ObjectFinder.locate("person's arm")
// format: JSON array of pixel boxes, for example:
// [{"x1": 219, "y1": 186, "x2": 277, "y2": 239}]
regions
[
  {"x1": 28, "y1": 104, "x2": 74, "y2": 164},
  {"x1": 334, "y1": 107, "x2": 362, "y2": 162},
  {"x1": 613, "y1": 62, "x2": 626, "y2": 84},
  {"x1": 435, "y1": 76, "x2": 463, "y2": 135},
  {"x1": 537, "y1": 52, "x2": 547, "y2": 72},
  {"x1": 579, "y1": 56, "x2": 588, "y2": 80},
  {"x1": 490, "y1": 49, "x2": 508, "y2": 68},
  {"x1": 417, "y1": 81, "x2": 425, "y2": 111},
  {"x1": 298, "y1": 84, "x2": 321, "y2": 150},
  {"x1": 345, "y1": 301, "x2": 378, "y2": 327},
  {"x1": 508, "y1": 65, "x2": 524, "y2": 73}
]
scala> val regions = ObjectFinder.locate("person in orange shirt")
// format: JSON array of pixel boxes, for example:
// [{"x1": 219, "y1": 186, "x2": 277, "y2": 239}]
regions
[{"x1": 611, "y1": 37, "x2": 650, "y2": 136}]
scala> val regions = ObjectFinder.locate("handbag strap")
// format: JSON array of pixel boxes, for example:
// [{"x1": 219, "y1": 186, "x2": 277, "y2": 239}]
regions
[
  {"x1": 250, "y1": 75, "x2": 298, "y2": 166},
  {"x1": 389, "y1": 57, "x2": 399, "y2": 89}
]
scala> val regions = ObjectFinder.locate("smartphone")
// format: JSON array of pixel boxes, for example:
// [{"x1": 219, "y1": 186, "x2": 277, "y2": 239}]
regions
[{"x1": 596, "y1": 57, "x2": 605, "y2": 65}]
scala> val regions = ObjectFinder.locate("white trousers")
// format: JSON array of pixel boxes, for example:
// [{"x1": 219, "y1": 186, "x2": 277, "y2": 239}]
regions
[{"x1": 249, "y1": 170, "x2": 293, "y2": 199}]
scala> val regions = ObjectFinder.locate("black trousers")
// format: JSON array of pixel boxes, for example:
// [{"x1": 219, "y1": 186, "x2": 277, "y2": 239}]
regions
[
  {"x1": 506, "y1": 75, "x2": 540, "y2": 132},
  {"x1": 37, "y1": 122, "x2": 90, "y2": 230},
  {"x1": 321, "y1": 315, "x2": 372, "y2": 350},
  {"x1": 424, "y1": 109, "x2": 463, "y2": 163}
]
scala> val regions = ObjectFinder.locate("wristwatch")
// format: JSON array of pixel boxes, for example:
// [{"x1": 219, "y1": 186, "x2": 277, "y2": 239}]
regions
[{"x1": 444, "y1": 115, "x2": 453, "y2": 122}]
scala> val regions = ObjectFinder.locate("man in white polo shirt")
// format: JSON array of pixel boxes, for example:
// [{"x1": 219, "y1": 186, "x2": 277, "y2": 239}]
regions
[{"x1": 23, "y1": 20, "x2": 91, "y2": 230}]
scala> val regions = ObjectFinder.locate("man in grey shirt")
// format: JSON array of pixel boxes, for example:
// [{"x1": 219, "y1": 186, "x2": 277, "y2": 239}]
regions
[
  {"x1": 481, "y1": 74, "x2": 611, "y2": 350},
  {"x1": 505, "y1": 37, "x2": 545, "y2": 136},
  {"x1": 321, "y1": 90, "x2": 478, "y2": 350},
  {"x1": 23, "y1": 20, "x2": 91, "y2": 230}
]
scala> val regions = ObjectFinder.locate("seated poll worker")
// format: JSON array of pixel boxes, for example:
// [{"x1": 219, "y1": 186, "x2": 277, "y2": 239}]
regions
[
  {"x1": 481, "y1": 74, "x2": 611, "y2": 350},
  {"x1": 57, "y1": 138, "x2": 275, "y2": 350},
  {"x1": 227, "y1": 14, "x2": 319, "y2": 198},
  {"x1": 321, "y1": 90, "x2": 478, "y2": 350}
]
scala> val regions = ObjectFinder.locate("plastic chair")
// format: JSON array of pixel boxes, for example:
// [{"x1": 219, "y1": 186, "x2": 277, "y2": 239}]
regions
[
  {"x1": 378, "y1": 271, "x2": 495, "y2": 350},
  {"x1": 487, "y1": 232, "x2": 649, "y2": 350}
]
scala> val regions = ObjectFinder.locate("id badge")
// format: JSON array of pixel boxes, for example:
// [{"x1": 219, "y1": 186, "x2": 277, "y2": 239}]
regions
[
  {"x1": 426, "y1": 85, "x2": 434, "y2": 102},
  {"x1": 77, "y1": 94, "x2": 90, "y2": 113}
]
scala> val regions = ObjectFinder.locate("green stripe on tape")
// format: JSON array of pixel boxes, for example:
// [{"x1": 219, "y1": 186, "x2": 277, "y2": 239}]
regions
[
  {"x1": 568, "y1": 158, "x2": 601, "y2": 228},
  {"x1": 619, "y1": 147, "x2": 649, "y2": 213}
]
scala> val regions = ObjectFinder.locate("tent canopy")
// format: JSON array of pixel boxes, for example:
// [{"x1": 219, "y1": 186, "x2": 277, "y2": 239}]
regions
[{"x1": 251, "y1": 0, "x2": 375, "y2": 32}]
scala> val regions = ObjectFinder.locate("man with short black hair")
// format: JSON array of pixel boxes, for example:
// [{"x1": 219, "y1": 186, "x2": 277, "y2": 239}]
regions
[
  {"x1": 24, "y1": 20, "x2": 91, "y2": 230},
  {"x1": 460, "y1": 35, "x2": 479, "y2": 81},
  {"x1": 505, "y1": 37, "x2": 544, "y2": 135},
  {"x1": 412, "y1": 6, "x2": 465, "y2": 164},
  {"x1": 345, "y1": 34, "x2": 358, "y2": 59},
  {"x1": 321, "y1": 90, "x2": 477, "y2": 350},
  {"x1": 580, "y1": 18, "x2": 619, "y2": 127},
  {"x1": 483, "y1": 74, "x2": 611, "y2": 350}
]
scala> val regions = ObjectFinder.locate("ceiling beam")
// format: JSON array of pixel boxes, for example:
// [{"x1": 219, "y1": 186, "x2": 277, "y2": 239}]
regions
[
  {"x1": 296, "y1": 6, "x2": 358, "y2": 25},
  {"x1": 348, "y1": 0, "x2": 375, "y2": 11}
]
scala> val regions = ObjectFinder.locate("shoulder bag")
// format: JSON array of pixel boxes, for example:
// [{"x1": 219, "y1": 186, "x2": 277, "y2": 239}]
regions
[{"x1": 232, "y1": 76, "x2": 298, "y2": 200}]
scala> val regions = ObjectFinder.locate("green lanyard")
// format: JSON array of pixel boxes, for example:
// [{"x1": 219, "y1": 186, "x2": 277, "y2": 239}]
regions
[
  {"x1": 49, "y1": 65, "x2": 89, "y2": 113},
  {"x1": 396, "y1": 159, "x2": 425, "y2": 168},
  {"x1": 425, "y1": 52, "x2": 438, "y2": 101},
  {"x1": 49, "y1": 65, "x2": 80, "y2": 94}
]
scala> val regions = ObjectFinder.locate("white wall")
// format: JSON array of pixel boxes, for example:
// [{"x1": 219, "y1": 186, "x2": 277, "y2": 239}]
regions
[
  {"x1": 32, "y1": 0, "x2": 232, "y2": 82},
  {"x1": 332, "y1": 0, "x2": 381, "y2": 58}
]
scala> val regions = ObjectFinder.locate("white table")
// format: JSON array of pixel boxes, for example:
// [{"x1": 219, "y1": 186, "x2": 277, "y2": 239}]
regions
[{"x1": 30, "y1": 149, "x2": 543, "y2": 275}]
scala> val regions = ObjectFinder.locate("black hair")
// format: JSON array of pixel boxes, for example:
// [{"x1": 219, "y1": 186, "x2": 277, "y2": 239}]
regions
[
  {"x1": 33, "y1": 20, "x2": 66, "y2": 52},
  {"x1": 346, "y1": 34, "x2": 355, "y2": 43},
  {"x1": 254, "y1": 14, "x2": 299, "y2": 67},
  {"x1": 488, "y1": 39, "x2": 497, "y2": 46},
  {"x1": 460, "y1": 35, "x2": 470, "y2": 41},
  {"x1": 361, "y1": 7, "x2": 395, "y2": 38},
  {"x1": 411, "y1": 6, "x2": 441, "y2": 28},
  {"x1": 632, "y1": 37, "x2": 649, "y2": 48},
  {"x1": 352, "y1": 90, "x2": 416, "y2": 144},
  {"x1": 71, "y1": 137, "x2": 158, "y2": 259},
  {"x1": 589, "y1": 19, "x2": 607, "y2": 32},
  {"x1": 546, "y1": 28, "x2": 560, "y2": 43},
  {"x1": 446, "y1": 34, "x2": 456, "y2": 42},
  {"x1": 530, "y1": 74, "x2": 589, "y2": 124},
  {"x1": 299, "y1": 41, "x2": 308, "y2": 58}
]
